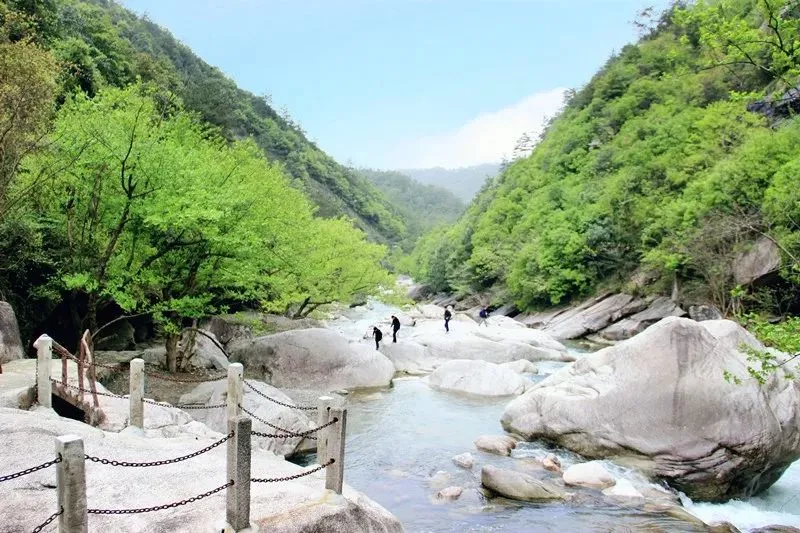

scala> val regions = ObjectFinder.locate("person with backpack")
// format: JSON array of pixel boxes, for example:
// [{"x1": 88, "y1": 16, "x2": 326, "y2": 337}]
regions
[
  {"x1": 444, "y1": 306, "x2": 452, "y2": 332},
  {"x1": 391, "y1": 315, "x2": 401, "y2": 343},
  {"x1": 373, "y1": 326, "x2": 383, "y2": 350},
  {"x1": 478, "y1": 307, "x2": 489, "y2": 327}
]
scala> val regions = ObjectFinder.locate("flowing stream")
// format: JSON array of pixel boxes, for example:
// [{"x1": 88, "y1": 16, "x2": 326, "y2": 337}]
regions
[{"x1": 309, "y1": 301, "x2": 800, "y2": 532}]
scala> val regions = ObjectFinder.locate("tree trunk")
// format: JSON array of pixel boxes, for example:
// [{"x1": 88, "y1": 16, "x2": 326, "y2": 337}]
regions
[
  {"x1": 165, "y1": 333, "x2": 179, "y2": 373},
  {"x1": 179, "y1": 324, "x2": 197, "y2": 371}
]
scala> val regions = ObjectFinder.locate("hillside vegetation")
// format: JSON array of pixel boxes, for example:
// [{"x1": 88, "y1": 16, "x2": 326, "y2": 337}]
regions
[
  {"x1": 0, "y1": 0, "x2": 395, "y2": 351},
  {"x1": 359, "y1": 169, "x2": 465, "y2": 252},
  {"x1": 408, "y1": 0, "x2": 800, "y2": 317}
]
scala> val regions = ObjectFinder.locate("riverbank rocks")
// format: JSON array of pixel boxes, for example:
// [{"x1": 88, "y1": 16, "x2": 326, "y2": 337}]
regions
[
  {"x1": 474, "y1": 435, "x2": 517, "y2": 456},
  {"x1": 0, "y1": 301, "x2": 24, "y2": 364},
  {"x1": 481, "y1": 465, "x2": 565, "y2": 501},
  {"x1": 542, "y1": 453, "x2": 561, "y2": 473},
  {"x1": 501, "y1": 360, "x2": 538, "y2": 374},
  {"x1": 230, "y1": 328, "x2": 395, "y2": 391},
  {"x1": 599, "y1": 297, "x2": 686, "y2": 341},
  {"x1": 543, "y1": 294, "x2": 643, "y2": 340},
  {"x1": 501, "y1": 316, "x2": 800, "y2": 501},
  {"x1": 562, "y1": 462, "x2": 615, "y2": 489},
  {"x1": 179, "y1": 379, "x2": 313, "y2": 456},
  {"x1": 424, "y1": 360, "x2": 531, "y2": 396},
  {"x1": 603, "y1": 478, "x2": 645, "y2": 504},
  {"x1": 452, "y1": 452, "x2": 475, "y2": 469}
]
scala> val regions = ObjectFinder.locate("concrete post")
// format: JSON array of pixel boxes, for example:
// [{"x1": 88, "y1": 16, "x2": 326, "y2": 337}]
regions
[
  {"x1": 316, "y1": 396, "x2": 335, "y2": 464},
  {"x1": 227, "y1": 363, "x2": 243, "y2": 424},
  {"x1": 325, "y1": 407, "x2": 347, "y2": 494},
  {"x1": 33, "y1": 334, "x2": 53, "y2": 408},
  {"x1": 226, "y1": 415, "x2": 251, "y2": 531},
  {"x1": 129, "y1": 358, "x2": 144, "y2": 429},
  {"x1": 56, "y1": 435, "x2": 88, "y2": 533}
]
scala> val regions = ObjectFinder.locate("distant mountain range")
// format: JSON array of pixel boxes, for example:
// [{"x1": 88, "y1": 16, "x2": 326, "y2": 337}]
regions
[{"x1": 399, "y1": 164, "x2": 501, "y2": 202}]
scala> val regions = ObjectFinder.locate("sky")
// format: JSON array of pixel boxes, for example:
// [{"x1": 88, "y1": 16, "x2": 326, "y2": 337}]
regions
[{"x1": 120, "y1": 0, "x2": 671, "y2": 169}]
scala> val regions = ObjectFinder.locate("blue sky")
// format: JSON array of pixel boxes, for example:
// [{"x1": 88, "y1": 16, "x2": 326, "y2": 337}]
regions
[{"x1": 120, "y1": 0, "x2": 671, "y2": 168}]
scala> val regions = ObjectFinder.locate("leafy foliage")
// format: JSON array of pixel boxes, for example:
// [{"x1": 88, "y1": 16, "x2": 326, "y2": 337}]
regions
[{"x1": 409, "y1": 0, "x2": 800, "y2": 315}]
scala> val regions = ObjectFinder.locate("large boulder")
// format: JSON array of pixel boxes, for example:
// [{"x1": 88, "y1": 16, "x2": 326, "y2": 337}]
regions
[
  {"x1": 424, "y1": 359, "x2": 532, "y2": 396},
  {"x1": 481, "y1": 465, "x2": 565, "y2": 501},
  {"x1": 689, "y1": 305, "x2": 724, "y2": 322},
  {"x1": 474, "y1": 435, "x2": 517, "y2": 456},
  {"x1": 200, "y1": 314, "x2": 254, "y2": 347},
  {"x1": 188, "y1": 330, "x2": 229, "y2": 371},
  {"x1": 599, "y1": 297, "x2": 686, "y2": 341},
  {"x1": 543, "y1": 294, "x2": 644, "y2": 340},
  {"x1": 380, "y1": 341, "x2": 432, "y2": 374},
  {"x1": 0, "y1": 301, "x2": 24, "y2": 364},
  {"x1": 230, "y1": 329, "x2": 395, "y2": 391},
  {"x1": 94, "y1": 319, "x2": 136, "y2": 351},
  {"x1": 0, "y1": 408, "x2": 403, "y2": 533},
  {"x1": 180, "y1": 379, "x2": 313, "y2": 457},
  {"x1": 734, "y1": 236, "x2": 781, "y2": 285},
  {"x1": 562, "y1": 461, "x2": 615, "y2": 488},
  {"x1": 501, "y1": 317, "x2": 800, "y2": 501}
]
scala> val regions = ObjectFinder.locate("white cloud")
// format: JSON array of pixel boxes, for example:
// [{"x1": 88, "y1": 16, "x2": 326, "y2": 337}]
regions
[{"x1": 390, "y1": 88, "x2": 566, "y2": 168}]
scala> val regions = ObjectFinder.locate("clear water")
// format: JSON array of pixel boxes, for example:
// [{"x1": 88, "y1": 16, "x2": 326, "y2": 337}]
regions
[{"x1": 313, "y1": 301, "x2": 800, "y2": 532}]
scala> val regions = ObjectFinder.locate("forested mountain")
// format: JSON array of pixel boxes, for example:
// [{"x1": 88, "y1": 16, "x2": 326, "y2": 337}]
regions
[
  {"x1": 0, "y1": 0, "x2": 396, "y2": 351},
  {"x1": 401, "y1": 164, "x2": 501, "y2": 202},
  {"x1": 408, "y1": 0, "x2": 800, "y2": 317},
  {"x1": 3, "y1": 0, "x2": 406, "y2": 243},
  {"x1": 358, "y1": 169, "x2": 465, "y2": 252}
]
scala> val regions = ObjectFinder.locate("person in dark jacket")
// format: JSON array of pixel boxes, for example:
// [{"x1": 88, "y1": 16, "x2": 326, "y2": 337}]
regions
[
  {"x1": 391, "y1": 315, "x2": 401, "y2": 343},
  {"x1": 478, "y1": 307, "x2": 489, "y2": 327},
  {"x1": 373, "y1": 326, "x2": 383, "y2": 350},
  {"x1": 444, "y1": 306, "x2": 452, "y2": 332}
]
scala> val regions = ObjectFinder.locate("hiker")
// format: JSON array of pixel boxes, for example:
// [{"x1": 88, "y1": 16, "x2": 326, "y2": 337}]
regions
[
  {"x1": 391, "y1": 315, "x2": 401, "y2": 343},
  {"x1": 478, "y1": 307, "x2": 489, "y2": 327},
  {"x1": 373, "y1": 326, "x2": 383, "y2": 350},
  {"x1": 444, "y1": 306, "x2": 452, "y2": 332}
]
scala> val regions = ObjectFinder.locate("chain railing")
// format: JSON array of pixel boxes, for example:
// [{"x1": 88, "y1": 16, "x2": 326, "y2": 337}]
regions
[
  {"x1": 19, "y1": 333, "x2": 348, "y2": 533},
  {"x1": 87, "y1": 481, "x2": 233, "y2": 515},
  {"x1": 243, "y1": 379, "x2": 317, "y2": 411},
  {"x1": 251, "y1": 458, "x2": 334, "y2": 483},
  {"x1": 85, "y1": 433, "x2": 232, "y2": 467},
  {"x1": 32, "y1": 507, "x2": 63, "y2": 533},
  {"x1": 0, "y1": 456, "x2": 61, "y2": 483}
]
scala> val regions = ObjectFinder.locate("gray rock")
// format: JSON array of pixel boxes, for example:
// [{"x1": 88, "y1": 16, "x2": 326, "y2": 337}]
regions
[
  {"x1": 189, "y1": 330, "x2": 229, "y2": 370},
  {"x1": 424, "y1": 360, "x2": 531, "y2": 396},
  {"x1": 502, "y1": 317, "x2": 800, "y2": 501},
  {"x1": 0, "y1": 301, "x2": 24, "y2": 364},
  {"x1": 481, "y1": 465, "x2": 565, "y2": 501},
  {"x1": 543, "y1": 294, "x2": 642, "y2": 340},
  {"x1": 500, "y1": 360, "x2": 538, "y2": 375},
  {"x1": 599, "y1": 297, "x2": 686, "y2": 341},
  {"x1": 95, "y1": 319, "x2": 136, "y2": 351},
  {"x1": 542, "y1": 453, "x2": 561, "y2": 473},
  {"x1": 407, "y1": 284, "x2": 434, "y2": 301},
  {"x1": 474, "y1": 435, "x2": 517, "y2": 456},
  {"x1": 230, "y1": 328, "x2": 395, "y2": 391},
  {"x1": 201, "y1": 314, "x2": 254, "y2": 347},
  {"x1": 435, "y1": 486, "x2": 463, "y2": 501},
  {"x1": 491, "y1": 303, "x2": 519, "y2": 318},
  {"x1": 562, "y1": 461, "x2": 615, "y2": 488},
  {"x1": 689, "y1": 305, "x2": 724, "y2": 322},
  {"x1": 452, "y1": 452, "x2": 474, "y2": 469},
  {"x1": 751, "y1": 527, "x2": 800, "y2": 533},
  {"x1": 734, "y1": 236, "x2": 781, "y2": 285}
]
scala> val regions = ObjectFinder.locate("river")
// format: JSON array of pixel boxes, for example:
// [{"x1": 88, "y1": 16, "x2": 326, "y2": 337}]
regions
[{"x1": 307, "y1": 300, "x2": 800, "y2": 532}]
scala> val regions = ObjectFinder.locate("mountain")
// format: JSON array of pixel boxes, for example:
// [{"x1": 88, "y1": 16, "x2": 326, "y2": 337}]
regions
[
  {"x1": 1, "y1": 0, "x2": 406, "y2": 243},
  {"x1": 401, "y1": 164, "x2": 501, "y2": 202},
  {"x1": 358, "y1": 169, "x2": 465, "y2": 252},
  {"x1": 408, "y1": 0, "x2": 800, "y2": 317}
]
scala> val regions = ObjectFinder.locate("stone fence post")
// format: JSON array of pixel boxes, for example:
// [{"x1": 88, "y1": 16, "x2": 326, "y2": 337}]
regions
[
  {"x1": 227, "y1": 363, "x2": 243, "y2": 424},
  {"x1": 319, "y1": 400, "x2": 347, "y2": 495},
  {"x1": 34, "y1": 334, "x2": 53, "y2": 408},
  {"x1": 226, "y1": 415, "x2": 251, "y2": 531},
  {"x1": 56, "y1": 434, "x2": 88, "y2": 532},
  {"x1": 129, "y1": 358, "x2": 144, "y2": 429}
]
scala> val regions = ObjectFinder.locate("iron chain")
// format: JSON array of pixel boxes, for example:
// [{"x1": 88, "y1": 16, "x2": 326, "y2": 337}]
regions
[
  {"x1": 251, "y1": 458, "x2": 334, "y2": 483},
  {"x1": 249, "y1": 415, "x2": 336, "y2": 440},
  {"x1": 31, "y1": 507, "x2": 63, "y2": 533},
  {"x1": 141, "y1": 398, "x2": 226, "y2": 410},
  {"x1": 0, "y1": 456, "x2": 61, "y2": 483},
  {"x1": 50, "y1": 379, "x2": 124, "y2": 399},
  {"x1": 240, "y1": 405, "x2": 316, "y2": 440},
  {"x1": 144, "y1": 371, "x2": 226, "y2": 383},
  {"x1": 243, "y1": 380, "x2": 317, "y2": 411},
  {"x1": 85, "y1": 433, "x2": 232, "y2": 468},
  {"x1": 87, "y1": 481, "x2": 233, "y2": 515}
]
